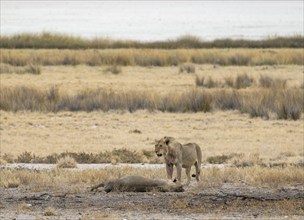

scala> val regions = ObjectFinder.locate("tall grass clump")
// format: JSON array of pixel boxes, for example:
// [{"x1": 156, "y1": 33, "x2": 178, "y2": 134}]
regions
[
  {"x1": 179, "y1": 63, "x2": 195, "y2": 73},
  {"x1": 259, "y1": 75, "x2": 287, "y2": 89},
  {"x1": 240, "y1": 89, "x2": 303, "y2": 120},
  {"x1": 104, "y1": 64, "x2": 122, "y2": 74},
  {"x1": 195, "y1": 76, "x2": 219, "y2": 88},
  {"x1": 0, "y1": 86, "x2": 302, "y2": 120},
  {"x1": 0, "y1": 63, "x2": 41, "y2": 75},
  {"x1": 56, "y1": 156, "x2": 78, "y2": 168},
  {"x1": 213, "y1": 90, "x2": 241, "y2": 110},
  {"x1": 235, "y1": 73, "x2": 254, "y2": 89}
]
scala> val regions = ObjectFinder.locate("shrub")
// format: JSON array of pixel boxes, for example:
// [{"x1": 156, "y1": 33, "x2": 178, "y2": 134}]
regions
[
  {"x1": 179, "y1": 63, "x2": 195, "y2": 73},
  {"x1": 104, "y1": 64, "x2": 122, "y2": 74},
  {"x1": 206, "y1": 155, "x2": 232, "y2": 164},
  {"x1": 224, "y1": 76, "x2": 235, "y2": 88},
  {"x1": 44, "y1": 207, "x2": 56, "y2": 216},
  {"x1": 180, "y1": 90, "x2": 212, "y2": 112},
  {"x1": 111, "y1": 148, "x2": 143, "y2": 163},
  {"x1": 235, "y1": 73, "x2": 254, "y2": 89},
  {"x1": 213, "y1": 90, "x2": 241, "y2": 110},
  {"x1": 56, "y1": 156, "x2": 78, "y2": 168},
  {"x1": 195, "y1": 76, "x2": 219, "y2": 88},
  {"x1": 259, "y1": 75, "x2": 287, "y2": 89},
  {"x1": 17, "y1": 151, "x2": 34, "y2": 163},
  {"x1": 0, "y1": 63, "x2": 41, "y2": 75},
  {"x1": 25, "y1": 64, "x2": 41, "y2": 75},
  {"x1": 228, "y1": 53, "x2": 251, "y2": 65},
  {"x1": 195, "y1": 75, "x2": 205, "y2": 87}
]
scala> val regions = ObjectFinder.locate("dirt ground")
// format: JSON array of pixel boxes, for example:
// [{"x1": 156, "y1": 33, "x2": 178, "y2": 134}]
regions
[{"x1": 1, "y1": 182, "x2": 303, "y2": 219}]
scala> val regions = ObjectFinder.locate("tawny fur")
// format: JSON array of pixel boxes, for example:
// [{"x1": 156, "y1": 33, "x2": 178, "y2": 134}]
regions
[
  {"x1": 155, "y1": 136, "x2": 202, "y2": 185},
  {"x1": 91, "y1": 175, "x2": 184, "y2": 193}
]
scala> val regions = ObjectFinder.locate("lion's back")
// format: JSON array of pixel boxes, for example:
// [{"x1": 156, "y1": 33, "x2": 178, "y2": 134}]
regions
[{"x1": 181, "y1": 143, "x2": 202, "y2": 165}]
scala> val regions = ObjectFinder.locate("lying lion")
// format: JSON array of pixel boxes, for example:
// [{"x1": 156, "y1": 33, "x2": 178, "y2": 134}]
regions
[
  {"x1": 155, "y1": 136, "x2": 202, "y2": 185},
  {"x1": 91, "y1": 175, "x2": 184, "y2": 193}
]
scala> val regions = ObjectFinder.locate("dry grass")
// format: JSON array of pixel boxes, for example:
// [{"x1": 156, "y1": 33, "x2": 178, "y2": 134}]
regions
[
  {"x1": 56, "y1": 156, "x2": 78, "y2": 168},
  {"x1": 104, "y1": 64, "x2": 122, "y2": 74},
  {"x1": 0, "y1": 63, "x2": 41, "y2": 74},
  {"x1": 0, "y1": 166, "x2": 303, "y2": 191},
  {"x1": 1, "y1": 33, "x2": 303, "y2": 49},
  {"x1": 3, "y1": 148, "x2": 152, "y2": 164},
  {"x1": 0, "y1": 64, "x2": 302, "y2": 167},
  {"x1": 179, "y1": 63, "x2": 195, "y2": 73},
  {"x1": 1, "y1": 110, "x2": 303, "y2": 167},
  {"x1": 1, "y1": 48, "x2": 303, "y2": 67},
  {"x1": 1, "y1": 85, "x2": 302, "y2": 120},
  {"x1": 82, "y1": 211, "x2": 119, "y2": 220},
  {"x1": 196, "y1": 73, "x2": 288, "y2": 89},
  {"x1": 44, "y1": 207, "x2": 56, "y2": 216}
]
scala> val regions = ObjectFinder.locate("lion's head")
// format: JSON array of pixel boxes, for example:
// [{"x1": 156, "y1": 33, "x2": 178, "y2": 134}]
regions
[{"x1": 155, "y1": 136, "x2": 174, "y2": 157}]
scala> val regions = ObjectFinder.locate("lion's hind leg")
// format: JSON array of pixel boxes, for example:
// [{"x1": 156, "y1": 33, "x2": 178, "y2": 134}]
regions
[{"x1": 194, "y1": 161, "x2": 201, "y2": 182}]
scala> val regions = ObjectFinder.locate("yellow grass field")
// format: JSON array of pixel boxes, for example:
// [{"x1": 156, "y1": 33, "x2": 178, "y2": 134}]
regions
[
  {"x1": 0, "y1": 64, "x2": 303, "y2": 165},
  {"x1": 1, "y1": 64, "x2": 303, "y2": 93},
  {"x1": 1, "y1": 55, "x2": 304, "y2": 220}
]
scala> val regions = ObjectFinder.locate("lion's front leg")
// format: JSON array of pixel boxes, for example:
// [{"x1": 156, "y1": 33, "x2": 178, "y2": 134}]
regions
[
  {"x1": 185, "y1": 167, "x2": 191, "y2": 185},
  {"x1": 176, "y1": 163, "x2": 182, "y2": 183},
  {"x1": 166, "y1": 163, "x2": 173, "y2": 180}
]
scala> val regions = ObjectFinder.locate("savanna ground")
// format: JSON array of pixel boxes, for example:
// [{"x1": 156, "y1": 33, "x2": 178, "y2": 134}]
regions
[{"x1": 0, "y1": 38, "x2": 304, "y2": 219}]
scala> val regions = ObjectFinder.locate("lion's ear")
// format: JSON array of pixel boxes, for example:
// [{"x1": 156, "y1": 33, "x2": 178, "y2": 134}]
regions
[{"x1": 164, "y1": 137, "x2": 170, "y2": 145}]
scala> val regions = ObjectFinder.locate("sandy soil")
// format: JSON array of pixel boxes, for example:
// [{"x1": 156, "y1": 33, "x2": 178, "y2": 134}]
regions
[{"x1": 1, "y1": 183, "x2": 303, "y2": 219}]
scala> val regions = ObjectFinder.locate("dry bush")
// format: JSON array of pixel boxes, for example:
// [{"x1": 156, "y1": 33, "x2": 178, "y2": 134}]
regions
[
  {"x1": 2, "y1": 154, "x2": 14, "y2": 163},
  {"x1": 224, "y1": 76, "x2": 235, "y2": 88},
  {"x1": 17, "y1": 151, "x2": 35, "y2": 163},
  {"x1": 82, "y1": 211, "x2": 119, "y2": 220},
  {"x1": 195, "y1": 76, "x2": 219, "y2": 88},
  {"x1": 206, "y1": 154, "x2": 233, "y2": 164},
  {"x1": 17, "y1": 202, "x2": 32, "y2": 213},
  {"x1": 44, "y1": 207, "x2": 56, "y2": 216},
  {"x1": 10, "y1": 149, "x2": 156, "y2": 164},
  {"x1": 104, "y1": 64, "x2": 122, "y2": 74},
  {"x1": 0, "y1": 63, "x2": 41, "y2": 74},
  {"x1": 179, "y1": 63, "x2": 195, "y2": 73},
  {"x1": 195, "y1": 75, "x2": 205, "y2": 87},
  {"x1": 0, "y1": 157, "x2": 7, "y2": 165},
  {"x1": 235, "y1": 73, "x2": 255, "y2": 89},
  {"x1": 259, "y1": 75, "x2": 287, "y2": 89},
  {"x1": 232, "y1": 153, "x2": 263, "y2": 167},
  {"x1": 170, "y1": 199, "x2": 189, "y2": 209},
  {"x1": 56, "y1": 156, "x2": 78, "y2": 168},
  {"x1": 4, "y1": 178, "x2": 20, "y2": 188},
  {"x1": 227, "y1": 53, "x2": 251, "y2": 65}
]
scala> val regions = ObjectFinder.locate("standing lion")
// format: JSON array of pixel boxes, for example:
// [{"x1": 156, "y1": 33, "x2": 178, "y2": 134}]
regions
[{"x1": 155, "y1": 136, "x2": 202, "y2": 185}]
